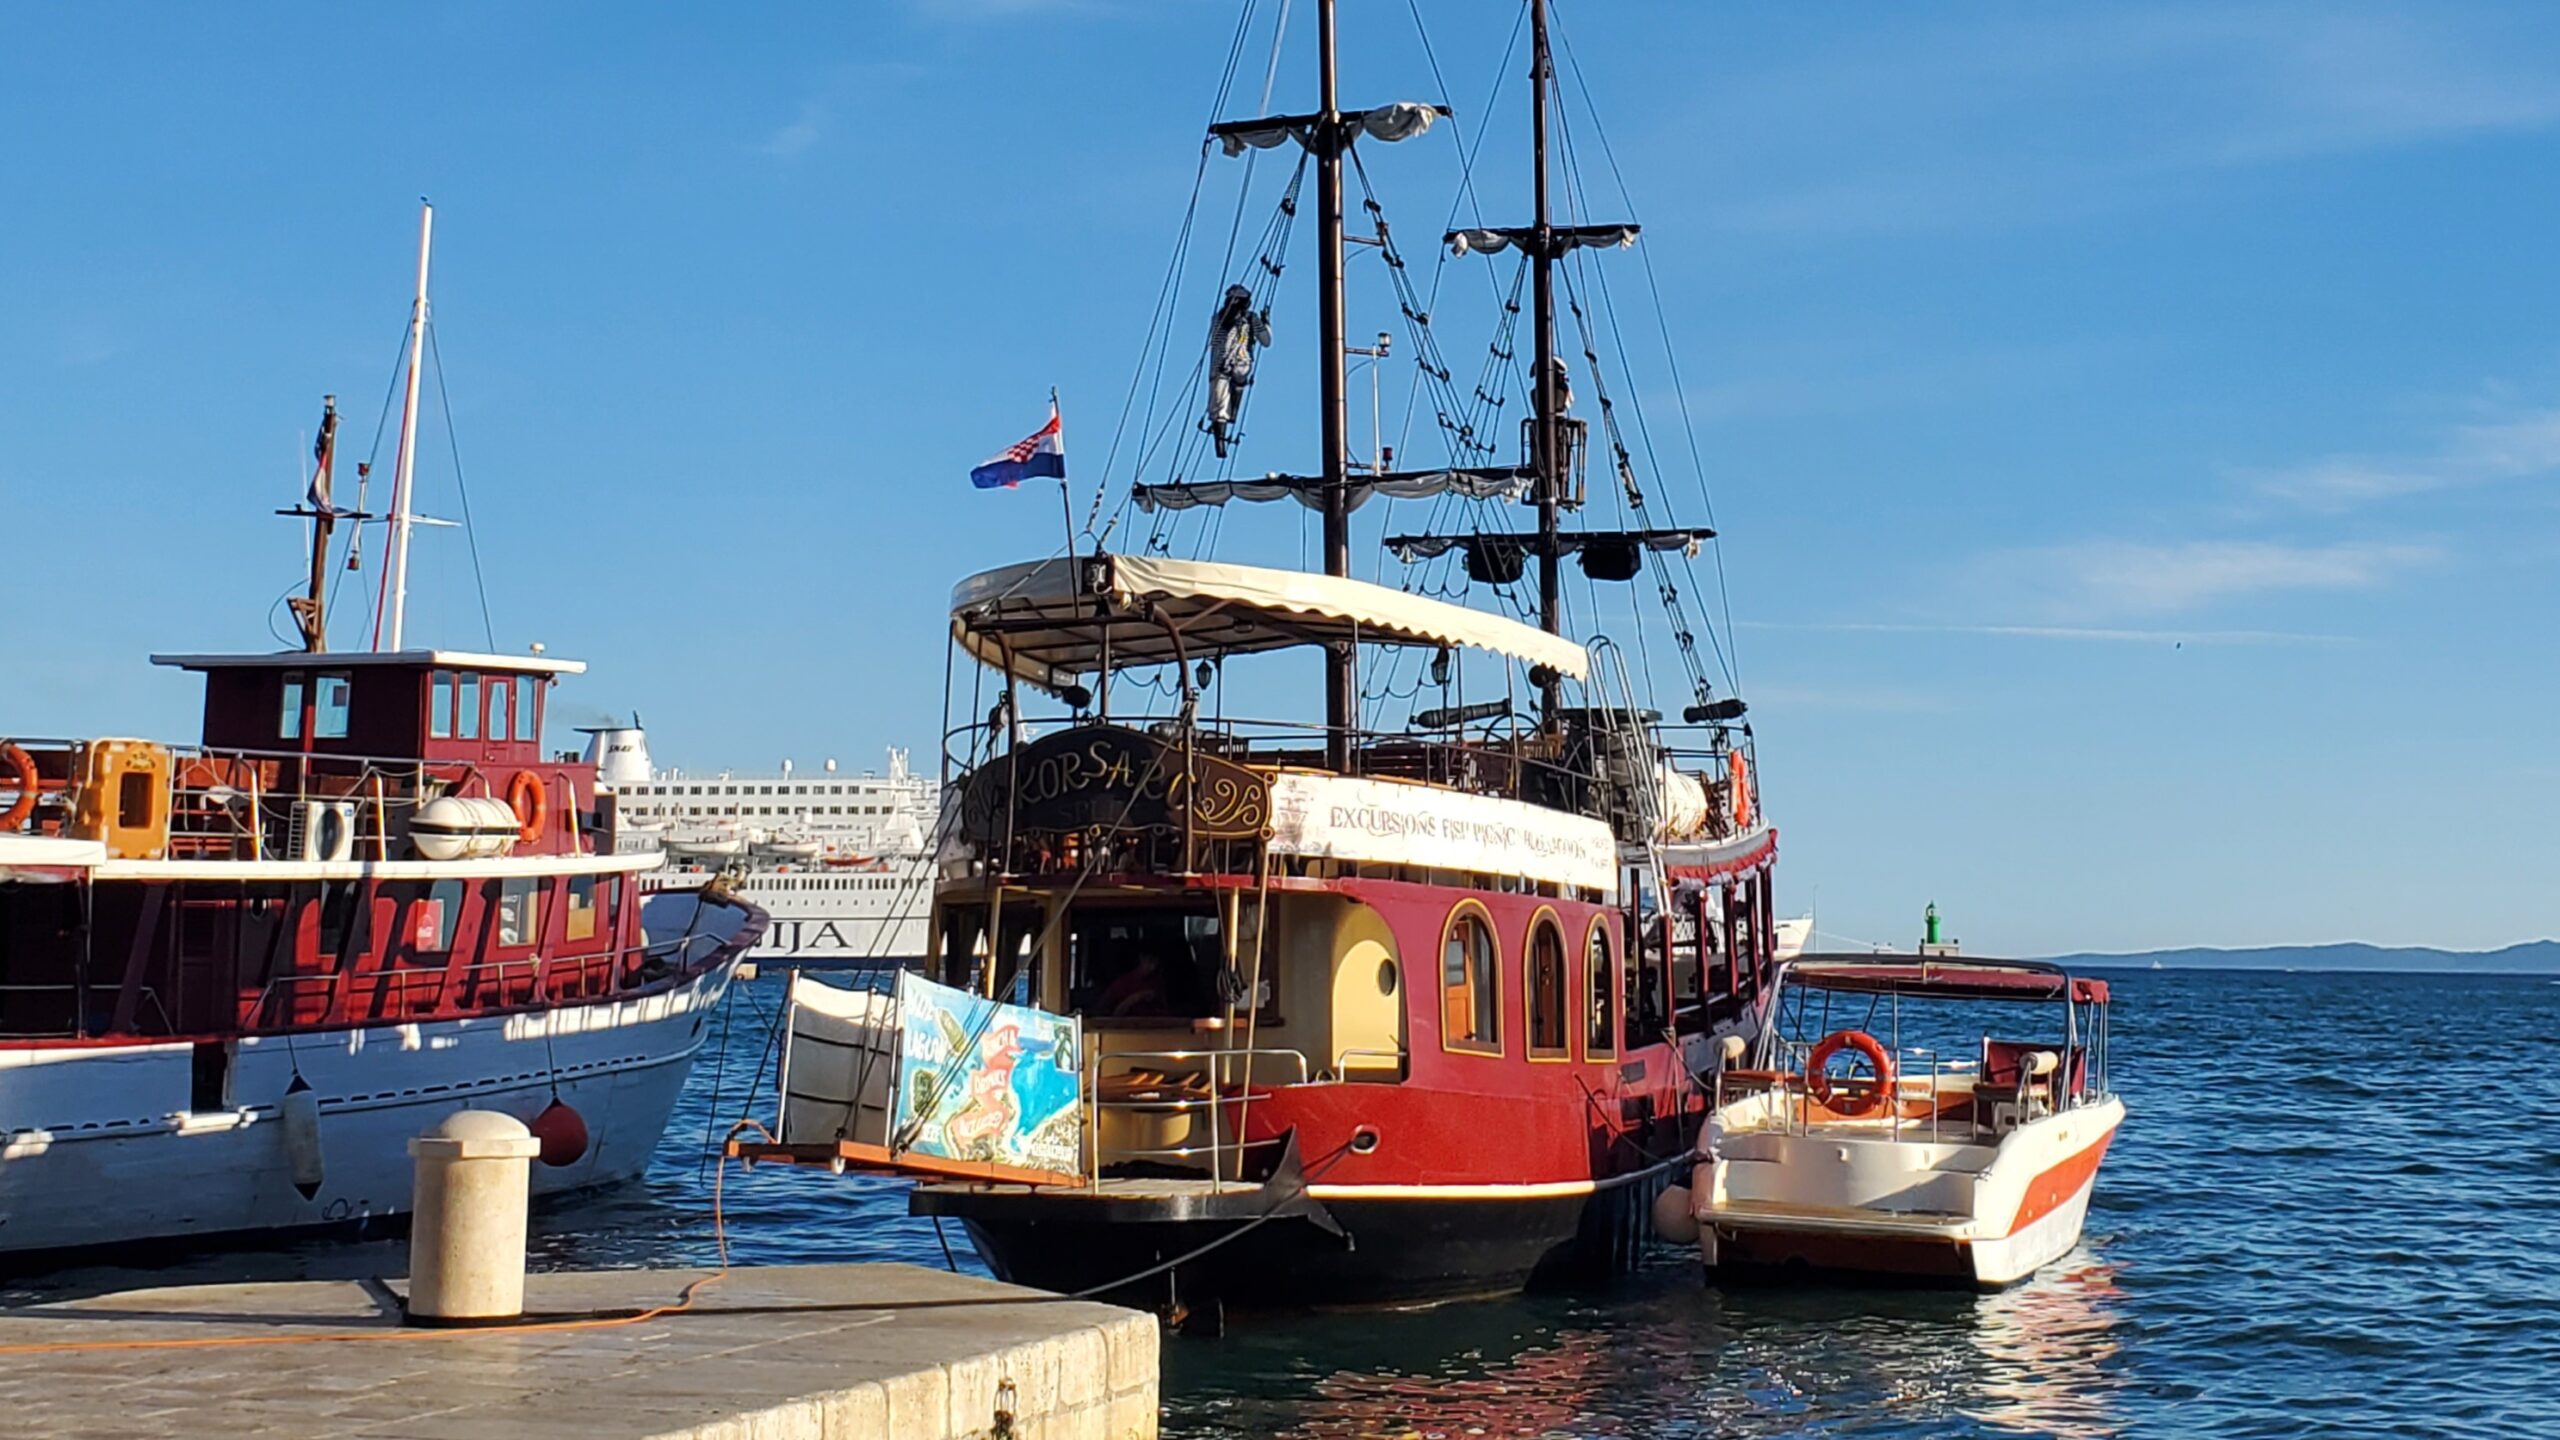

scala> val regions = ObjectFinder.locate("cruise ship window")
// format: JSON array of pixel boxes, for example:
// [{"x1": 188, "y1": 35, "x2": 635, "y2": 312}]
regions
[{"x1": 279, "y1": 674, "x2": 306, "y2": 740}]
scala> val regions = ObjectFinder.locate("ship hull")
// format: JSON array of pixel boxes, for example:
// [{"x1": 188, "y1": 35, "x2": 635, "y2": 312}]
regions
[
  {"x1": 921, "y1": 1161, "x2": 1680, "y2": 1313},
  {"x1": 0, "y1": 958, "x2": 735, "y2": 1258}
]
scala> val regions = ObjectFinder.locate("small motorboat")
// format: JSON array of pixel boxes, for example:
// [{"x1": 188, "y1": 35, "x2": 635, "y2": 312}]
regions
[{"x1": 1656, "y1": 954, "x2": 2121, "y2": 1288}]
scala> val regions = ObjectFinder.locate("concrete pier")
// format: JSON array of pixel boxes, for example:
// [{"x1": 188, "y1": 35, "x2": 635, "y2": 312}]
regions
[{"x1": 0, "y1": 1262, "x2": 1159, "y2": 1439}]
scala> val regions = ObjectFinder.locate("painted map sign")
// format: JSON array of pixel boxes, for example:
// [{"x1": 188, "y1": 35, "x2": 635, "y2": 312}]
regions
[
  {"x1": 890, "y1": 971, "x2": 1085, "y2": 1181},
  {"x1": 957, "y1": 724, "x2": 1268, "y2": 840}
]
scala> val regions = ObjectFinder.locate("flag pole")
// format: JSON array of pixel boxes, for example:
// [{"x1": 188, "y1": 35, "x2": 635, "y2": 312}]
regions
[{"x1": 1051, "y1": 387, "x2": 1078, "y2": 560}]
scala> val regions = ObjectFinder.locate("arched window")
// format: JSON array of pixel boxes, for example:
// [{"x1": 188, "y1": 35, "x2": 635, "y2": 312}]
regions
[
  {"x1": 1441, "y1": 906, "x2": 1500, "y2": 1054},
  {"x1": 1585, "y1": 918, "x2": 1617, "y2": 1060},
  {"x1": 1527, "y1": 916, "x2": 1569, "y2": 1059}
]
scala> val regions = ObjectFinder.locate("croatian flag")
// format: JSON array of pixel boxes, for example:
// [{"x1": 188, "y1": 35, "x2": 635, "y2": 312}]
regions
[{"x1": 970, "y1": 403, "x2": 1068, "y2": 489}]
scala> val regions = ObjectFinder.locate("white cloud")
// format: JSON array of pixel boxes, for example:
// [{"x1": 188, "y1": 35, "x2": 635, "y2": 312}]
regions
[
  {"x1": 1694, "y1": 5, "x2": 2560, "y2": 238},
  {"x1": 757, "y1": 100, "x2": 827, "y2": 158},
  {"x1": 2011, "y1": 538, "x2": 2437, "y2": 615},
  {"x1": 2254, "y1": 407, "x2": 2560, "y2": 507},
  {"x1": 1737, "y1": 619, "x2": 2342, "y2": 647}
]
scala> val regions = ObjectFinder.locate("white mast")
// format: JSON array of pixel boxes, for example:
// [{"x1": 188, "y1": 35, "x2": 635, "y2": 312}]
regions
[{"x1": 385, "y1": 199, "x2": 433, "y2": 651}]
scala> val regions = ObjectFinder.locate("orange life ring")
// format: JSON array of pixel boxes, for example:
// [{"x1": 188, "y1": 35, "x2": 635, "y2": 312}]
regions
[
  {"x1": 1805, "y1": 1029, "x2": 1894, "y2": 1118},
  {"x1": 1728, "y1": 749, "x2": 1754, "y2": 829},
  {"x1": 505, "y1": 770, "x2": 547, "y2": 844},
  {"x1": 0, "y1": 742, "x2": 35, "y2": 831}
]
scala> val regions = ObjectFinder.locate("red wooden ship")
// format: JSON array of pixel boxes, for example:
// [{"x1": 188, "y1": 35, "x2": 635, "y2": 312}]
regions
[{"x1": 740, "y1": 0, "x2": 1778, "y2": 1320}]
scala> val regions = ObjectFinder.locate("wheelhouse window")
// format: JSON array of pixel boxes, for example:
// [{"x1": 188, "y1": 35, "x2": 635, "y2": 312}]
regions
[
  {"x1": 430, "y1": 671, "x2": 455, "y2": 739},
  {"x1": 565, "y1": 875, "x2": 598, "y2": 942},
  {"x1": 314, "y1": 672, "x2": 352, "y2": 739},
  {"x1": 457, "y1": 673, "x2": 482, "y2": 740},
  {"x1": 279, "y1": 674, "x2": 306, "y2": 739},
  {"x1": 1585, "y1": 919, "x2": 1617, "y2": 1060},
  {"x1": 515, "y1": 675, "x2": 539, "y2": 741},
  {"x1": 1442, "y1": 907, "x2": 1500, "y2": 1053},
  {"x1": 935, "y1": 899, "x2": 1044, "y2": 1002},
  {"x1": 496, "y1": 877, "x2": 540, "y2": 947},
  {"x1": 488, "y1": 680, "x2": 512, "y2": 746},
  {"x1": 1527, "y1": 917, "x2": 1569, "y2": 1059},
  {"x1": 1066, "y1": 899, "x2": 1258, "y2": 1026}
]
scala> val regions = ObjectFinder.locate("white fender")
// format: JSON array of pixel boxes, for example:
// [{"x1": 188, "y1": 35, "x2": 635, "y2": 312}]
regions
[
  {"x1": 281, "y1": 1076, "x2": 325, "y2": 1200},
  {"x1": 1652, "y1": 1183, "x2": 1700, "y2": 1245}
]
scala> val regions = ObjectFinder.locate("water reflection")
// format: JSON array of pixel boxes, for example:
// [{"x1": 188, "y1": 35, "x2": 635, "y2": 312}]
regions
[
  {"x1": 1959, "y1": 1252, "x2": 2125, "y2": 1438},
  {"x1": 1162, "y1": 1253, "x2": 2132, "y2": 1440}
]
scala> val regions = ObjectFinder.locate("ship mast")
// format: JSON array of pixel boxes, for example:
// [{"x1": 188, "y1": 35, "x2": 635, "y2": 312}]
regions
[
  {"x1": 1528, "y1": 0, "x2": 1563, "y2": 719},
  {"x1": 1314, "y1": 0, "x2": 1355, "y2": 769},
  {"x1": 384, "y1": 199, "x2": 433, "y2": 651}
]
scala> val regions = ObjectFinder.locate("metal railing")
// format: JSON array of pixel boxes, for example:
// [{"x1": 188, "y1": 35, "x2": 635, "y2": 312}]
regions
[
  {"x1": 1090, "y1": 1045, "x2": 1311, "y2": 1188},
  {"x1": 4, "y1": 736, "x2": 602, "y2": 863}
]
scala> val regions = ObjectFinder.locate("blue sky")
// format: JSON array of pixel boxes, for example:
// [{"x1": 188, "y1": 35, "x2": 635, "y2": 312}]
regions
[{"x1": 7, "y1": 2, "x2": 2560, "y2": 956}]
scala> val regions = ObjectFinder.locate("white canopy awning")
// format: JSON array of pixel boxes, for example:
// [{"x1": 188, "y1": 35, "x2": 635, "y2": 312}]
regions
[{"x1": 950, "y1": 553, "x2": 1589, "y2": 693}]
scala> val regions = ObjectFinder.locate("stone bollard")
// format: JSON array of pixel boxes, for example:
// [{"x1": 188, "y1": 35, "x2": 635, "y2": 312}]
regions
[{"x1": 405, "y1": 1109, "x2": 543, "y2": 1326}]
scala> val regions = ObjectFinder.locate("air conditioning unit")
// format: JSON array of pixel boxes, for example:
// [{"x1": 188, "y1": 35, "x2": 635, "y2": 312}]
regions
[{"x1": 292, "y1": 800, "x2": 359, "y2": 864}]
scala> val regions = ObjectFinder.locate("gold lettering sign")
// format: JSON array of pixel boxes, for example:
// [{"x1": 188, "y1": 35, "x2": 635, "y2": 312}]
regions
[{"x1": 959, "y1": 725, "x2": 1269, "y2": 841}]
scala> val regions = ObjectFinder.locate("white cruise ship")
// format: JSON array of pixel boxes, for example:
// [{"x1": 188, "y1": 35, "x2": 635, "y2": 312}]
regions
[{"x1": 581, "y1": 722, "x2": 940, "y2": 968}]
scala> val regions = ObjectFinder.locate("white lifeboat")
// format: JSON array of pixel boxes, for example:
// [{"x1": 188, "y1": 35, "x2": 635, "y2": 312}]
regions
[
  {"x1": 663, "y1": 823, "x2": 746, "y2": 859},
  {"x1": 759, "y1": 834, "x2": 823, "y2": 862},
  {"x1": 410, "y1": 796, "x2": 522, "y2": 861}
]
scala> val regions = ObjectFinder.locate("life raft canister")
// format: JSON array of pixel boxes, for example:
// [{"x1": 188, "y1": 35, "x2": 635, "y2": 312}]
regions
[
  {"x1": 1805, "y1": 1028, "x2": 1895, "y2": 1118},
  {"x1": 1728, "y1": 749, "x2": 1754, "y2": 830},
  {"x1": 0, "y1": 742, "x2": 35, "y2": 831},
  {"x1": 505, "y1": 770, "x2": 548, "y2": 845}
]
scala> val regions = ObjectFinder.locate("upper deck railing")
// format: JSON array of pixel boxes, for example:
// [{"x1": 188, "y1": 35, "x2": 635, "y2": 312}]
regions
[{"x1": 0, "y1": 735, "x2": 605, "y2": 865}]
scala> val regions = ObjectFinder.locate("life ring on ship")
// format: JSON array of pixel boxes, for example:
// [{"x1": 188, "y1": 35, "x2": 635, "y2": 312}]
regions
[
  {"x1": 1805, "y1": 1029, "x2": 1894, "y2": 1118},
  {"x1": 505, "y1": 770, "x2": 548, "y2": 844},
  {"x1": 1728, "y1": 750, "x2": 1753, "y2": 830},
  {"x1": 0, "y1": 742, "x2": 36, "y2": 832}
]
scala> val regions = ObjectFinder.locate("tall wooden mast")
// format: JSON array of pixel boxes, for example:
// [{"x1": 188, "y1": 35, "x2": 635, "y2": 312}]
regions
[
  {"x1": 1314, "y1": 0, "x2": 1356, "y2": 769},
  {"x1": 1528, "y1": 0, "x2": 1563, "y2": 721}
]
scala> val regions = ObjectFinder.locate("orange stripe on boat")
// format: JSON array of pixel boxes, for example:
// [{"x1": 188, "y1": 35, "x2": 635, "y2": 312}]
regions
[{"x1": 2002, "y1": 1126, "x2": 2117, "y2": 1237}]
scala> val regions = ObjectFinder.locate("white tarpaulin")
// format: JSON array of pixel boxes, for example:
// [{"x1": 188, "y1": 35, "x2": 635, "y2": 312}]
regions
[
  {"x1": 951, "y1": 553, "x2": 1590, "y2": 692},
  {"x1": 1266, "y1": 770, "x2": 1619, "y2": 897}
]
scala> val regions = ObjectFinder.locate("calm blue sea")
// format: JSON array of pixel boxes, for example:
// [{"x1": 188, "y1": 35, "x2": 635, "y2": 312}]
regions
[{"x1": 15, "y1": 968, "x2": 2559, "y2": 1438}]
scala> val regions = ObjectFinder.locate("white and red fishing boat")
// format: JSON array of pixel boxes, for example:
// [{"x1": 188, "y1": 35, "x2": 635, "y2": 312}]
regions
[
  {"x1": 738, "y1": 0, "x2": 1780, "y2": 1321},
  {"x1": 0, "y1": 204, "x2": 761, "y2": 1260},
  {"x1": 1657, "y1": 954, "x2": 2122, "y2": 1288}
]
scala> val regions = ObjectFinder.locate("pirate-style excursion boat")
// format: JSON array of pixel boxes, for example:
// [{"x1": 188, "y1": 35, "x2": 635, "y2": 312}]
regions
[
  {"x1": 0, "y1": 205, "x2": 760, "y2": 1258},
  {"x1": 739, "y1": 0, "x2": 1775, "y2": 1315},
  {"x1": 1656, "y1": 954, "x2": 2122, "y2": 1288}
]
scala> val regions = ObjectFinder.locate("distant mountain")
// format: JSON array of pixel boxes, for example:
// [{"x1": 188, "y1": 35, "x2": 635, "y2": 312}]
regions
[{"x1": 2050, "y1": 941, "x2": 2560, "y2": 975}]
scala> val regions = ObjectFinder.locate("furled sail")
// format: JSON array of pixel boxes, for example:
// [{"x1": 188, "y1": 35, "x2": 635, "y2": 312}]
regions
[
  {"x1": 1445, "y1": 223, "x2": 1641, "y2": 256},
  {"x1": 1214, "y1": 101, "x2": 1443, "y2": 157},
  {"x1": 1133, "y1": 465, "x2": 1533, "y2": 514}
]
